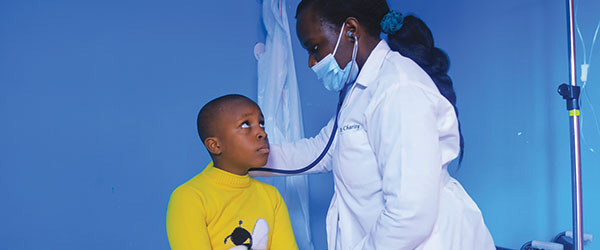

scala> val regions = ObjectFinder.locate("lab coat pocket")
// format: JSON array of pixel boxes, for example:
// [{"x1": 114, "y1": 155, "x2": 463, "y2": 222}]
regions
[{"x1": 335, "y1": 127, "x2": 380, "y2": 188}]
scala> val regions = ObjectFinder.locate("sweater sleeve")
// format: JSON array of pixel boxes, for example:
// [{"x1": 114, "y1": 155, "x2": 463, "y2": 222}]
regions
[
  {"x1": 166, "y1": 185, "x2": 212, "y2": 250},
  {"x1": 268, "y1": 189, "x2": 299, "y2": 250}
]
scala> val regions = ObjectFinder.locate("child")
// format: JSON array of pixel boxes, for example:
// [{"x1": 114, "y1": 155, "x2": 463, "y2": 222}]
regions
[{"x1": 166, "y1": 94, "x2": 298, "y2": 250}]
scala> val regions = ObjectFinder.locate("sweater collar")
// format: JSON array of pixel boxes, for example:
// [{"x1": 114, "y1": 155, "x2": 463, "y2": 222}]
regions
[{"x1": 203, "y1": 162, "x2": 251, "y2": 188}]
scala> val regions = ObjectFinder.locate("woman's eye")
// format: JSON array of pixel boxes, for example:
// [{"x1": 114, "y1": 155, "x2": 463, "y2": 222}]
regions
[
  {"x1": 241, "y1": 122, "x2": 250, "y2": 128},
  {"x1": 312, "y1": 45, "x2": 318, "y2": 52},
  {"x1": 259, "y1": 122, "x2": 265, "y2": 128}
]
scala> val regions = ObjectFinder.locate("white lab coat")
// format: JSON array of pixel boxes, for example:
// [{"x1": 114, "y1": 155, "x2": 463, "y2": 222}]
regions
[{"x1": 257, "y1": 40, "x2": 495, "y2": 250}]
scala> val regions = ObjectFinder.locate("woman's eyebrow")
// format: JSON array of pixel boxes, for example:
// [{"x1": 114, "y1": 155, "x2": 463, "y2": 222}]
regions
[
  {"x1": 300, "y1": 38, "x2": 315, "y2": 49},
  {"x1": 300, "y1": 40, "x2": 310, "y2": 49}
]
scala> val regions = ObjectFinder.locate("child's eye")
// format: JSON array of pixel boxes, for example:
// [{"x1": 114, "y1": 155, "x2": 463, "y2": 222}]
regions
[
  {"x1": 241, "y1": 121, "x2": 250, "y2": 128},
  {"x1": 259, "y1": 121, "x2": 265, "y2": 128}
]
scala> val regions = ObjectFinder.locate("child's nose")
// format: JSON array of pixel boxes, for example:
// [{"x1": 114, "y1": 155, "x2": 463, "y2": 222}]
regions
[{"x1": 256, "y1": 128, "x2": 267, "y2": 140}]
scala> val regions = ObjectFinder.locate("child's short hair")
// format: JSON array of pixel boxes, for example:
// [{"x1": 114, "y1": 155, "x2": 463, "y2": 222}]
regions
[{"x1": 196, "y1": 94, "x2": 256, "y2": 143}]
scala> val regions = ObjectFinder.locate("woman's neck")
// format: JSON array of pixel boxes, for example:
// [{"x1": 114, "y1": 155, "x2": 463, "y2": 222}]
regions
[{"x1": 356, "y1": 37, "x2": 381, "y2": 70}]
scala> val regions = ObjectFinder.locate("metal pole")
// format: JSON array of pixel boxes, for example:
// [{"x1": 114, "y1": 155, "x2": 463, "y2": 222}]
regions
[{"x1": 566, "y1": 0, "x2": 584, "y2": 248}]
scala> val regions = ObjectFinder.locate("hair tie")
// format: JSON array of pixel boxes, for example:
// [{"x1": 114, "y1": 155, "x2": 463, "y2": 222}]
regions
[{"x1": 380, "y1": 10, "x2": 404, "y2": 34}]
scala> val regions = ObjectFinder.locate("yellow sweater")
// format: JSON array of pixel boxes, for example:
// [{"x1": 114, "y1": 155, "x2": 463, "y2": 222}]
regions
[{"x1": 166, "y1": 163, "x2": 298, "y2": 250}]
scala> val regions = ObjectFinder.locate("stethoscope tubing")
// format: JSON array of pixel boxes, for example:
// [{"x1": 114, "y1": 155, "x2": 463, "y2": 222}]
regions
[
  {"x1": 249, "y1": 84, "x2": 349, "y2": 174},
  {"x1": 250, "y1": 33, "x2": 358, "y2": 175}
]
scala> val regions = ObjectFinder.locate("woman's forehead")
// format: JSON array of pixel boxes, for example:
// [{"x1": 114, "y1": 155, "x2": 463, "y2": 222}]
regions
[
  {"x1": 297, "y1": 10, "x2": 320, "y2": 38},
  {"x1": 297, "y1": 10, "x2": 338, "y2": 45}
]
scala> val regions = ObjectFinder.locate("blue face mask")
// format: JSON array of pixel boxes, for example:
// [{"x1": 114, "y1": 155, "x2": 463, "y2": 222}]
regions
[{"x1": 311, "y1": 24, "x2": 359, "y2": 92}]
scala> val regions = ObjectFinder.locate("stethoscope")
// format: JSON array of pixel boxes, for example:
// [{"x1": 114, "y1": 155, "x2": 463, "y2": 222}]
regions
[{"x1": 250, "y1": 31, "x2": 358, "y2": 175}]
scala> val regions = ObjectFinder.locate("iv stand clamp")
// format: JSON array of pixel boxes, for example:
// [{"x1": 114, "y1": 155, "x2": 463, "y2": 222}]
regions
[{"x1": 558, "y1": 84, "x2": 580, "y2": 112}]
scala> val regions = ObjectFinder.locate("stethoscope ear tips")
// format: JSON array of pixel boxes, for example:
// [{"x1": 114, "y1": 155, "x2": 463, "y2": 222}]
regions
[{"x1": 346, "y1": 31, "x2": 357, "y2": 40}]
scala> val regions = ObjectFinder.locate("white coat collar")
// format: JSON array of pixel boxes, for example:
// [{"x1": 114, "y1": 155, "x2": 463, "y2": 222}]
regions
[{"x1": 354, "y1": 39, "x2": 391, "y2": 88}]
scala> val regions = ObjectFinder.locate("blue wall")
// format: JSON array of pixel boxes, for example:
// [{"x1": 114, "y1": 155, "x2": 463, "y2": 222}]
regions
[
  {"x1": 393, "y1": 1, "x2": 600, "y2": 248},
  {"x1": 1, "y1": 0, "x2": 598, "y2": 250}
]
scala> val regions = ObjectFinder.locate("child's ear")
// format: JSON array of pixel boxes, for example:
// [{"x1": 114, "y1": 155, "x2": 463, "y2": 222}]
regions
[{"x1": 204, "y1": 137, "x2": 222, "y2": 155}]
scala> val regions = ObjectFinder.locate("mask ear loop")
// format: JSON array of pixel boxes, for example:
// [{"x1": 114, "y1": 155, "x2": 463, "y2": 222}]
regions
[{"x1": 332, "y1": 24, "x2": 346, "y2": 56}]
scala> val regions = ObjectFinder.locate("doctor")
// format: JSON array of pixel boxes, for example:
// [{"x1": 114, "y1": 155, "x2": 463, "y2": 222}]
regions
[{"x1": 252, "y1": 0, "x2": 495, "y2": 249}]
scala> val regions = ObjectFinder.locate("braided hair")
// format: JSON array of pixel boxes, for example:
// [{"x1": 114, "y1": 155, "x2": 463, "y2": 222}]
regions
[{"x1": 297, "y1": 0, "x2": 465, "y2": 163}]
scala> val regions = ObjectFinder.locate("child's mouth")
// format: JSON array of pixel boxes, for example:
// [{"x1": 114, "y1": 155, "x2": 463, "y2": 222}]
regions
[{"x1": 257, "y1": 145, "x2": 270, "y2": 154}]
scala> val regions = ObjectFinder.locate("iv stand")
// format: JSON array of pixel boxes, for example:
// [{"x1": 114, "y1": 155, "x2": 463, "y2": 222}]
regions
[{"x1": 557, "y1": 0, "x2": 584, "y2": 249}]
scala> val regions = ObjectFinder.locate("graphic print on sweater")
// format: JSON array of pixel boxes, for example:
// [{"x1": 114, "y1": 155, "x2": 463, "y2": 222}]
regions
[{"x1": 224, "y1": 219, "x2": 269, "y2": 250}]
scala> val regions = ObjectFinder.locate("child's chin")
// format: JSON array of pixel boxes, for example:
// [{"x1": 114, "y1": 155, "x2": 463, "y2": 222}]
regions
[
  {"x1": 254, "y1": 160, "x2": 268, "y2": 168},
  {"x1": 256, "y1": 161, "x2": 268, "y2": 168},
  {"x1": 256, "y1": 155, "x2": 268, "y2": 167}
]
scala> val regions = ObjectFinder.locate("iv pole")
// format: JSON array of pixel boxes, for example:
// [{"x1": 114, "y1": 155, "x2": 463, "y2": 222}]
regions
[{"x1": 557, "y1": 0, "x2": 584, "y2": 249}]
